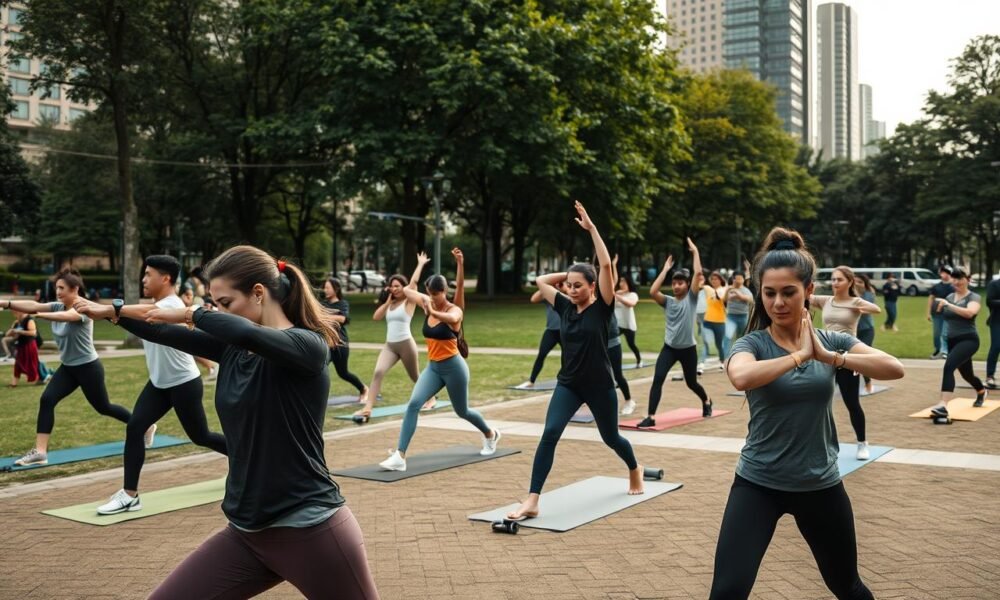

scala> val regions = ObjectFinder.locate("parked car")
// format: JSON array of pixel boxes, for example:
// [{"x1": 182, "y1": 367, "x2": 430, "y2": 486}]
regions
[
  {"x1": 335, "y1": 270, "x2": 386, "y2": 290},
  {"x1": 814, "y1": 267, "x2": 939, "y2": 296}
]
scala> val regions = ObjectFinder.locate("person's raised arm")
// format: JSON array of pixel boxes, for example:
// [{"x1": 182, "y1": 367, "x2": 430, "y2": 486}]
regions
[
  {"x1": 530, "y1": 289, "x2": 546, "y2": 304},
  {"x1": 688, "y1": 237, "x2": 703, "y2": 295},
  {"x1": 536, "y1": 272, "x2": 567, "y2": 306},
  {"x1": 451, "y1": 247, "x2": 465, "y2": 311},
  {"x1": 407, "y1": 252, "x2": 431, "y2": 292},
  {"x1": 574, "y1": 201, "x2": 613, "y2": 305},
  {"x1": 649, "y1": 256, "x2": 674, "y2": 307},
  {"x1": 401, "y1": 285, "x2": 430, "y2": 308}
]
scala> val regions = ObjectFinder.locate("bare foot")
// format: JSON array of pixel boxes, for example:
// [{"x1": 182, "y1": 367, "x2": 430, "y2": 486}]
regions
[
  {"x1": 421, "y1": 397, "x2": 437, "y2": 411},
  {"x1": 353, "y1": 403, "x2": 373, "y2": 418},
  {"x1": 357, "y1": 386, "x2": 369, "y2": 405},
  {"x1": 506, "y1": 494, "x2": 540, "y2": 521},
  {"x1": 628, "y1": 466, "x2": 645, "y2": 495}
]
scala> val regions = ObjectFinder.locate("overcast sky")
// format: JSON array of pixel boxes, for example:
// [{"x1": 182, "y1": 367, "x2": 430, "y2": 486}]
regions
[{"x1": 849, "y1": 0, "x2": 999, "y2": 134}]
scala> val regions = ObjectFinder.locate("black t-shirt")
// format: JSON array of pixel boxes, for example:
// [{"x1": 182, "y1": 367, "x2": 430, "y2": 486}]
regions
[
  {"x1": 987, "y1": 278, "x2": 1000, "y2": 321},
  {"x1": 119, "y1": 311, "x2": 343, "y2": 530},
  {"x1": 552, "y1": 293, "x2": 615, "y2": 391},
  {"x1": 322, "y1": 299, "x2": 351, "y2": 344},
  {"x1": 15, "y1": 316, "x2": 36, "y2": 347},
  {"x1": 882, "y1": 281, "x2": 902, "y2": 302},
  {"x1": 930, "y1": 281, "x2": 954, "y2": 300}
]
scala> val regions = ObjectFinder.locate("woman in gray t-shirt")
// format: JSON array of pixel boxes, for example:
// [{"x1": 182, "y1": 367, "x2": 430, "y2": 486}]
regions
[
  {"x1": 710, "y1": 228, "x2": 904, "y2": 600},
  {"x1": 930, "y1": 267, "x2": 988, "y2": 417},
  {"x1": 3, "y1": 269, "x2": 131, "y2": 467}
]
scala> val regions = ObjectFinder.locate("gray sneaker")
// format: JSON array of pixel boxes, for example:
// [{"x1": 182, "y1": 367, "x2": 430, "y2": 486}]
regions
[{"x1": 13, "y1": 448, "x2": 47, "y2": 466}]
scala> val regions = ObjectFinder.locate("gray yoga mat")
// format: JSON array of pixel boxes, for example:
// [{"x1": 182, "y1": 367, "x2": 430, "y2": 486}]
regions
[
  {"x1": 328, "y1": 395, "x2": 361, "y2": 407},
  {"x1": 333, "y1": 400, "x2": 452, "y2": 420},
  {"x1": 622, "y1": 362, "x2": 651, "y2": 371},
  {"x1": 468, "y1": 476, "x2": 683, "y2": 532},
  {"x1": 331, "y1": 445, "x2": 521, "y2": 482},
  {"x1": 508, "y1": 380, "x2": 558, "y2": 392},
  {"x1": 570, "y1": 408, "x2": 595, "y2": 423}
]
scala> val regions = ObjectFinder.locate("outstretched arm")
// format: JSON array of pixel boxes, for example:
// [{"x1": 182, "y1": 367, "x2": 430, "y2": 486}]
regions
[
  {"x1": 688, "y1": 237, "x2": 703, "y2": 295},
  {"x1": 574, "y1": 201, "x2": 614, "y2": 305},
  {"x1": 1, "y1": 300, "x2": 54, "y2": 314},
  {"x1": 649, "y1": 256, "x2": 674, "y2": 307},
  {"x1": 451, "y1": 247, "x2": 465, "y2": 311}
]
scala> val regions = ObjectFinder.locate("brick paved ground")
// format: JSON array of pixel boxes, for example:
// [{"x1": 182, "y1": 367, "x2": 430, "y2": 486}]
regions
[{"x1": 1, "y1": 361, "x2": 998, "y2": 599}]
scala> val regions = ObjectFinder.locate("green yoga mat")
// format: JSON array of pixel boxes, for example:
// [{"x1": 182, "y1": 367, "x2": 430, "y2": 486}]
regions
[
  {"x1": 1, "y1": 435, "x2": 190, "y2": 472},
  {"x1": 334, "y1": 400, "x2": 452, "y2": 420},
  {"x1": 42, "y1": 478, "x2": 226, "y2": 526}
]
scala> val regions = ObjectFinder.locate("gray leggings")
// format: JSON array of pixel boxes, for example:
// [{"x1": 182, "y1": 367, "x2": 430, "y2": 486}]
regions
[
  {"x1": 397, "y1": 354, "x2": 491, "y2": 452},
  {"x1": 368, "y1": 338, "x2": 421, "y2": 401}
]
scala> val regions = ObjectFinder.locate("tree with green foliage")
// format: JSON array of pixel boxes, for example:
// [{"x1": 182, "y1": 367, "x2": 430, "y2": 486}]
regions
[{"x1": 0, "y1": 84, "x2": 41, "y2": 238}]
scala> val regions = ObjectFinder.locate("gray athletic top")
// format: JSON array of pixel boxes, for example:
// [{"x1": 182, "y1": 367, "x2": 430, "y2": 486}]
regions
[
  {"x1": 608, "y1": 312, "x2": 621, "y2": 349},
  {"x1": 726, "y1": 286, "x2": 754, "y2": 316},
  {"x1": 663, "y1": 289, "x2": 698, "y2": 349},
  {"x1": 48, "y1": 302, "x2": 99, "y2": 366},
  {"x1": 943, "y1": 291, "x2": 981, "y2": 338},
  {"x1": 858, "y1": 291, "x2": 876, "y2": 331},
  {"x1": 732, "y1": 329, "x2": 859, "y2": 492},
  {"x1": 544, "y1": 303, "x2": 561, "y2": 331}
]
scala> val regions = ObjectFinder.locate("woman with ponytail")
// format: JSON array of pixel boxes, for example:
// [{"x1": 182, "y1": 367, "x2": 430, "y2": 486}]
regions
[
  {"x1": 809, "y1": 266, "x2": 881, "y2": 460},
  {"x1": 4, "y1": 269, "x2": 132, "y2": 467},
  {"x1": 506, "y1": 202, "x2": 644, "y2": 521},
  {"x1": 104, "y1": 245, "x2": 377, "y2": 598},
  {"x1": 710, "y1": 228, "x2": 903, "y2": 600}
]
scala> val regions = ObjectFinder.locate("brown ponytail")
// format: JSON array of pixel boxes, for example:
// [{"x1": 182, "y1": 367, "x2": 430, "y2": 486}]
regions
[
  {"x1": 206, "y1": 245, "x2": 340, "y2": 347},
  {"x1": 52, "y1": 268, "x2": 86, "y2": 296}
]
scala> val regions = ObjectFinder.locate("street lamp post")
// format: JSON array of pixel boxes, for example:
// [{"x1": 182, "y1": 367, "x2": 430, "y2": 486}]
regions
[
  {"x1": 834, "y1": 219, "x2": 850, "y2": 264},
  {"x1": 420, "y1": 172, "x2": 449, "y2": 275}
]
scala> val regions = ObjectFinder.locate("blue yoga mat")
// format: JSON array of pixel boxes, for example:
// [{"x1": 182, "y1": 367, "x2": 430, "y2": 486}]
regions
[
  {"x1": 334, "y1": 400, "x2": 452, "y2": 420},
  {"x1": 837, "y1": 443, "x2": 892, "y2": 477},
  {"x1": 1, "y1": 435, "x2": 190, "y2": 472}
]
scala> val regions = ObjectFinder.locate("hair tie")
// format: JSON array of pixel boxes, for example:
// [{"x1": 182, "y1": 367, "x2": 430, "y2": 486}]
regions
[
  {"x1": 277, "y1": 260, "x2": 287, "y2": 273},
  {"x1": 772, "y1": 240, "x2": 796, "y2": 251}
]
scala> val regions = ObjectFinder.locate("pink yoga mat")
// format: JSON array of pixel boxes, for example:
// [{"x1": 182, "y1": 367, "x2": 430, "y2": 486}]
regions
[{"x1": 619, "y1": 407, "x2": 731, "y2": 431}]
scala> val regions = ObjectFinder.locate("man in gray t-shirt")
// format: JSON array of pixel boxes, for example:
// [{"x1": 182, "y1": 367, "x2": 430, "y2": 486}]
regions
[{"x1": 663, "y1": 290, "x2": 698, "y2": 349}]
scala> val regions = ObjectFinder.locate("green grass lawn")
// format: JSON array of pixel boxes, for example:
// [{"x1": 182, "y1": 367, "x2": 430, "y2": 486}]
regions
[{"x1": 0, "y1": 347, "x2": 637, "y2": 486}]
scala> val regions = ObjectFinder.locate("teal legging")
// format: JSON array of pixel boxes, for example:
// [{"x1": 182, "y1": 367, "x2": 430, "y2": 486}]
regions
[{"x1": 398, "y1": 354, "x2": 491, "y2": 452}]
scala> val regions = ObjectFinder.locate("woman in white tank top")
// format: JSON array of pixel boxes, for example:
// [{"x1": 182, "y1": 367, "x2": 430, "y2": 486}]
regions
[{"x1": 354, "y1": 254, "x2": 432, "y2": 420}]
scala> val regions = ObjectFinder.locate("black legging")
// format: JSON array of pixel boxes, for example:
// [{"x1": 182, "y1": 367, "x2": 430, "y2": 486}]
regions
[
  {"x1": 529, "y1": 329, "x2": 561, "y2": 383},
  {"x1": 124, "y1": 378, "x2": 227, "y2": 490},
  {"x1": 856, "y1": 327, "x2": 875, "y2": 385},
  {"x1": 648, "y1": 344, "x2": 708, "y2": 415},
  {"x1": 608, "y1": 344, "x2": 631, "y2": 401},
  {"x1": 836, "y1": 368, "x2": 866, "y2": 442},
  {"x1": 620, "y1": 328, "x2": 642, "y2": 364},
  {"x1": 710, "y1": 475, "x2": 873, "y2": 600},
  {"x1": 529, "y1": 384, "x2": 637, "y2": 493},
  {"x1": 37, "y1": 360, "x2": 130, "y2": 434},
  {"x1": 941, "y1": 334, "x2": 984, "y2": 392},
  {"x1": 330, "y1": 345, "x2": 365, "y2": 393}
]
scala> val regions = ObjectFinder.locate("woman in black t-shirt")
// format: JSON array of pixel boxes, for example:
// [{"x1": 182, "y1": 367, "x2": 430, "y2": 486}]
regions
[
  {"x1": 322, "y1": 277, "x2": 369, "y2": 403},
  {"x1": 507, "y1": 202, "x2": 643, "y2": 521}
]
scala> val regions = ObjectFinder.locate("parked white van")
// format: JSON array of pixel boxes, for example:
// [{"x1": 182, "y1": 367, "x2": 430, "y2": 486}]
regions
[{"x1": 814, "y1": 267, "x2": 940, "y2": 296}]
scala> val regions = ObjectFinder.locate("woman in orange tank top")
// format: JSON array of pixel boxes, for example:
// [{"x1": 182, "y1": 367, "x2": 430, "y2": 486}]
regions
[{"x1": 378, "y1": 249, "x2": 500, "y2": 472}]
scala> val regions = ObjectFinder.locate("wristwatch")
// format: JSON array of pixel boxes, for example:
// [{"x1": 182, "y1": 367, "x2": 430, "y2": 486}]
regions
[{"x1": 112, "y1": 299, "x2": 125, "y2": 323}]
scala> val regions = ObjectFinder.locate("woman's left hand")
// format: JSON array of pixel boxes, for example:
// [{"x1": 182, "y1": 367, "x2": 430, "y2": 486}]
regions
[
  {"x1": 573, "y1": 200, "x2": 594, "y2": 231},
  {"x1": 145, "y1": 308, "x2": 187, "y2": 325}
]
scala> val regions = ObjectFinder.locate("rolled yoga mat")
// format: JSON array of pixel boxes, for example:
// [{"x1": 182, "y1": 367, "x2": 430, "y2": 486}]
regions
[
  {"x1": 619, "y1": 407, "x2": 731, "y2": 431},
  {"x1": 331, "y1": 445, "x2": 520, "y2": 482},
  {"x1": 468, "y1": 476, "x2": 683, "y2": 532},
  {"x1": 334, "y1": 400, "x2": 452, "y2": 420},
  {"x1": 43, "y1": 478, "x2": 226, "y2": 526},
  {"x1": 1, "y1": 435, "x2": 190, "y2": 472}
]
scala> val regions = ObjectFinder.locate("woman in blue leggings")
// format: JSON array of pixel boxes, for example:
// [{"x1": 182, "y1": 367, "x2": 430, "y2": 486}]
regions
[
  {"x1": 507, "y1": 202, "x2": 643, "y2": 521},
  {"x1": 378, "y1": 250, "x2": 500, "y2": 472}
]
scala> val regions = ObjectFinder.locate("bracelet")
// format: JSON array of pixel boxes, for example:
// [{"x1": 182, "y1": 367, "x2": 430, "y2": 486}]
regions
[
  {"x1": 790, "y1": 353, "x2": 802, "y2": 368},
  {"x1": 184, "y1": 305, "x2": 199, "y2": 330}
]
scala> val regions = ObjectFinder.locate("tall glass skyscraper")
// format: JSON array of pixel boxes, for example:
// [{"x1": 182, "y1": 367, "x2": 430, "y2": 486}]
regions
[
  {"x1": 723, "y1": 0, "x2": 813, "y2": 145},
  {"x1": 818, "y1": 2, "x2": 860, "y2": 160}
]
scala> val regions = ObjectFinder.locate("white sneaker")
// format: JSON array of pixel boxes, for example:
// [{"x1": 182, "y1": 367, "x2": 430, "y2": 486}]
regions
[
  {"x1": 480, "y1": 429, "x2": 502, "y2": 456},
  {"x1": 0, "y1": 356, "x2": 13, "y2": 363},
  {"x1": 697, "y1": 363, "x2": 704, "y2": 376},
  {"x1": 97, "y1": 489, "x2": 142, "y2": 515},
  {"x1": 13, "y1": 448, "x2": 47, "y2": 466},
  {"x1": 621, "y1": 400, "x2": 637, "y2": 416},
  {"x1": 856, "y1": 442, "x2": 870, "y2": 460},
  {"x1": 517, "y1": 381, "x2": 534, "y2": 389},
  {"x1": 379, "y1": 450, "x2": 406, "y2": 471},
  {"x1": 143, "y1": 423, "x2": 157, "y2": 449}
]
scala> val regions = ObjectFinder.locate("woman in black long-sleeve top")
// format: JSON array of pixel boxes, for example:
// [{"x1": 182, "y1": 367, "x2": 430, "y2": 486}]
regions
[{"x1": 95, "y1": 245, "x2": 379, "y2": 599}]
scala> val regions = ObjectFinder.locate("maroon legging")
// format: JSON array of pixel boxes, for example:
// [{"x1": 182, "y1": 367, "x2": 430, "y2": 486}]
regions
[{"x1": 149, "y1": 507, "x2": 379, "y2": 599}]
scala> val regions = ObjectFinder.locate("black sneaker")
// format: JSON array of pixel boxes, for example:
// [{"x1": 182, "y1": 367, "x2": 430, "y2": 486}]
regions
[
  {"x1": 702, "y1": 400, "x2": 713, "y2": 418},
  {"x1": 973, "y1": 389, "x2": 987, "y2": 408},
  {"x1": 637, "y1": 416, "x2": 656, "y2": 428},
  {"x1": 930, "y1": 405, "x2": 949, "y2": 418}
]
